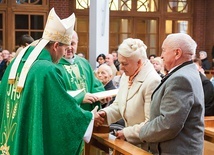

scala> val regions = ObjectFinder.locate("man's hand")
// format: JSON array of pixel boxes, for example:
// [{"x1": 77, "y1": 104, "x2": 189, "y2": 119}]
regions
[
  {"x1": 83, "y1": 93, "x2": 99, "y2": 104},
  {"x1": 92, "y1": 106, "x2": 105, "y2": 127}
]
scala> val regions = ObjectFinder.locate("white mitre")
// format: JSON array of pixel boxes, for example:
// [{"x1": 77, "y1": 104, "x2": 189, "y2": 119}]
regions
[
  {"x1": 42, "y1": 8, "x2": 75, "y2": 45},
  {"x1": 8, "y1": 8, "x2": 76, "y2": 92}
]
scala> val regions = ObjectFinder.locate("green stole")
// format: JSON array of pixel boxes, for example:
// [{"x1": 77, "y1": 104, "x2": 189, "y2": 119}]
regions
[{"x1": 57, "y1": 56, "x2": 105, "y2": 111}]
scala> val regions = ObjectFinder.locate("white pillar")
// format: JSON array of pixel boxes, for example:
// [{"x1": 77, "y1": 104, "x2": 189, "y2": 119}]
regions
[{"x1": 89, "y1": 0, "x2": 109, "y2": 69}]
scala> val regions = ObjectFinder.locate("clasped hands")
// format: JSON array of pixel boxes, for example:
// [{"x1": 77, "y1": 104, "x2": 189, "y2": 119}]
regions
[{"x1": 91, "y1": 107, "x2": 106, "y2": 127}]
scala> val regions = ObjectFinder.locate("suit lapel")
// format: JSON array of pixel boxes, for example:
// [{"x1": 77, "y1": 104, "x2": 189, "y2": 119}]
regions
[{"x1": 151, "y1": 61, "x2": 193, "y2": 99}]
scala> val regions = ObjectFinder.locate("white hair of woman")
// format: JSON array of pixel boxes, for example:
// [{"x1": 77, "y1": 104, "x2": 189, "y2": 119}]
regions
[{"x1": 118, "y1": 38, "x2": 148, "y2": 62}]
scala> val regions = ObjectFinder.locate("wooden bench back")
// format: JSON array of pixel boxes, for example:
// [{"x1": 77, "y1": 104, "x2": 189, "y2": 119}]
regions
[{"x1": 85, "y1": 125, "x2": 151, "y2": 155}]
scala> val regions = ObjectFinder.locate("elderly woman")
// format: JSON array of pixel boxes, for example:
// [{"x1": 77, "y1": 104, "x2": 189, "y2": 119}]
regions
[
  {"x1": 97, "y1": 38, "x2": 161, "y2": 149},
  {"x1": 96, "y1": 63, "x2": 116, "y2": 108}
]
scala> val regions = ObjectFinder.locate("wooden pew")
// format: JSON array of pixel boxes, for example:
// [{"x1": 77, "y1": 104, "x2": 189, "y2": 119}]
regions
[
  {"x1": 85, "y1": 125, "x2": 151, "y2": 155},
  {"x1": 204, "y1": 141, "x2": 214, "y2": 155},
  {"x1": 204, "y1": 116, "x2": 214, "y2": 155},
  {"x1": 86, "y1": 119, "x2": 214, "y2": 155},
  {"x1": 204, "y1": 116, "x2": 214, "y2": 141}
]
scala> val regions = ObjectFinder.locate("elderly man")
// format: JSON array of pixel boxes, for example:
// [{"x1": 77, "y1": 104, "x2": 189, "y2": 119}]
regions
[
  {"x1": 0, "y1": 8, "x2": 100, "y2": 155},
  {"x1": 105, "y1": 53, "x2": 117, "y2": 77},
  {"x1": 97, "y1": 38, "x2": 161, "y2": 149},
  {"x1": 112, "y1": 50, "x2": 120, "y2": 71},
  {"x1": 57, "y1": 31, "x2": 105, "y2": 111},
  {"x1": 96, "y1": 63, "x2": 116, "y2": 107},
  {"x1": 199, "y1": 50, "x2": 211, "y2": 70},
  {"x1": 139, "y1": 33, "x2": 204, "y2": 155}
]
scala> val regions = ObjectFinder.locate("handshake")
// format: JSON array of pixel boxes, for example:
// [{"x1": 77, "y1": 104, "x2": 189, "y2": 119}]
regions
[
  {"x1": 91, "y1": 106, "x2": 125, "y2": 140},
  {"x1": 92, "y1": 106, "x2": 106, "y2": 127}
]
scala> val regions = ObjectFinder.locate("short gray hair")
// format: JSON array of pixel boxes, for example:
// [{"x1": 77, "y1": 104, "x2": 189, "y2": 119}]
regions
[
  {"x1": 163, "y1": 33, "x2": 197, "y2": 56},
  {"x1": 199, "y1": 51, "x2": 207, "y2": 58}
]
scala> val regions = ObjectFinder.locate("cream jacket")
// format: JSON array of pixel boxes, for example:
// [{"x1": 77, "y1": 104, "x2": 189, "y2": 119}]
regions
[{"x1": 102, "y1": 60, "x2": 161, "y2": 145}]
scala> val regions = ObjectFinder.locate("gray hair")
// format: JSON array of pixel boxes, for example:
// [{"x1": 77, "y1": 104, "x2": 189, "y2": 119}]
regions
[
  {"x1": 163, "y1": 33, "x2": 197, "y2": 56},
  {"x1": 118, "y1": 38, "x2": 148, "y2": 61},
  {"x1": 98, "y1": 64, "x2": 113, "y2": 76},
  {"x1": 199, "y1": 51, "x2": 207, "y2": 58}
]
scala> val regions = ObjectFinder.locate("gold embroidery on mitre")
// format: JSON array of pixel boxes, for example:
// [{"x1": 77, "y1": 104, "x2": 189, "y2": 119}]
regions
[{"x1": 43, "y1": 30, "x2": 71, "y2": 45}]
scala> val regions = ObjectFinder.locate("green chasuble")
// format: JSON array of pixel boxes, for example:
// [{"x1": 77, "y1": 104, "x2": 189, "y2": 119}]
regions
[
  {"x1": 0, "y1": 47, "x2": 93, "y2": 155},
  {"x1": 57, "y1": 55, "x2": 105, "y2": 111}
]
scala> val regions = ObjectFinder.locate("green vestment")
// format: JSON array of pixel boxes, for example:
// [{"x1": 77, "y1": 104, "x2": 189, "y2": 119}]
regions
[
  {"x1": 0, "y1": 47, "x2": 92, "y2": 155},
  {"x1": 57, "y1": 55, "x2": 105, "y2": 111}
]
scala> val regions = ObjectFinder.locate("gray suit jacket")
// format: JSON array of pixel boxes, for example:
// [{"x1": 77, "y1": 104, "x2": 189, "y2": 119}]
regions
[{"x1": 139, "y1": 62, "x2": 204, "y2": 155}]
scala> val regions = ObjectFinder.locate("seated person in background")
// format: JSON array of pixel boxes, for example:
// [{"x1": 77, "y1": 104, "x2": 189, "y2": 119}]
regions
[
  {"x1": 112, "y1": 49, "x2": 120, "y2": 71},
  {"x1": 152, "y1": 56, "x2": 165, "y2": 78},
  {"x1": 112, "y1": 69, "x2": 124, "y2": 88},
  {"x1": 193, "y1": 57, "x2": 206, "y2": 76},
  {"x1": 94, "y1": 53, "x2": 106, "y2": 73},
  {"x1": 15, "y1": 34, "x2": 34, "y2": 57},
  {"x1": 199, "y1": 50, "x2": 211, "y2": 70},
  {"x1": 0, "y1": 50, "x2": 10, "y2": 80},
  {"x1": 97, "y1": 54, "x2": 106, "y2": 66},
  {"x1": 105, "y1": 54, "x2": 118, "y2": 78},
  {"x1": 148, "y1": 54, "x2": 156, "y2": 63},
  {"x1": 97, "y1": 38, "x2": 161, "y2": 149},
  {"x1": 193, "y1": 58, "x2": 214, "y2": 116},
  {"x1": 96, "y1": 63, "x2": 116, "y2": 108}
]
